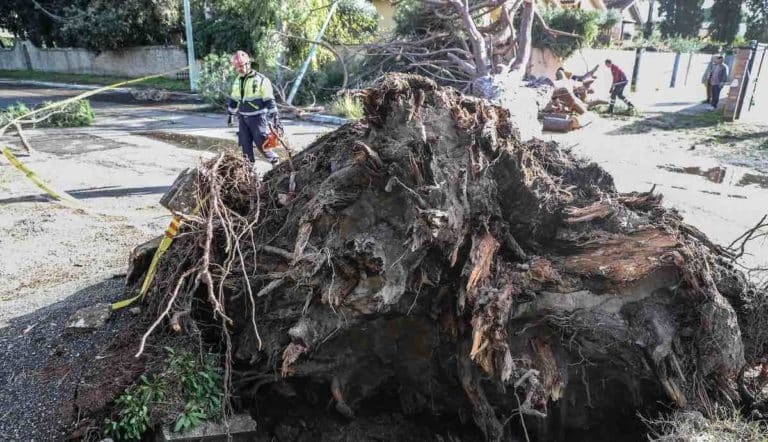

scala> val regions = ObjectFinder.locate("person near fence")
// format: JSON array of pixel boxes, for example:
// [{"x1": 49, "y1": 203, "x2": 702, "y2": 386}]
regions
[
  {"x1": 709, "y1": 56, "x2": 730, "y2": 109},
  {"x1": 227, "y1": 50, "x2": 280, "y2": 164},
  {"x1": 604, "y1": 59, "x2": 634, "y2": 114},
  {"x1": 701, "y1": 55, "x2": 719, "y2": 104}
]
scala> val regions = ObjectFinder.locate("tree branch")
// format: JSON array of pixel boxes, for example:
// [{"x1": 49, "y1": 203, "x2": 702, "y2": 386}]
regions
[
  {"x1": 274, "y1": 31, "x2": 348, "y2": 91},
  {"x1": 534, "y1": 10, "x2": 584, "y2": 39},
  {"x1": 508, "y1": 0, "x2": 535, "y2": 73},
  {"x1": 428, "y1": 0, "x2": 491, "y2": 76}
]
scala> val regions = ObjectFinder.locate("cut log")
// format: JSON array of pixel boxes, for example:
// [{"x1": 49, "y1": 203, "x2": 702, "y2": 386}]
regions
[{"x1": 543, "y1": 115, "x2": 578, "y2": 132}]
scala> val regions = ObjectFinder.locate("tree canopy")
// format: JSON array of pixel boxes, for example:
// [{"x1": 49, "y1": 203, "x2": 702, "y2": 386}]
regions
[
  {"x1": 709, "y1": 0, "x2": 743, "y2": 43},
  {"x1": 0, "y1": 0, "x2": 183, "y2": 50},
  {"x1": 745, "y1": 0, "x2": 768, "y2": 42},
  {"x1": 658, "y1": 0, "x2": 706, "y2": 37}
]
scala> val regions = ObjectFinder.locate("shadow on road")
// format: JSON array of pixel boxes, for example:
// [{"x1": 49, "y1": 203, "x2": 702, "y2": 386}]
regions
[
  {"x1": 608, "y1": 104, "x2": 722, "y2": 135},
  {"x1": 0, "y1": 185, "x2": 170, "y2": 204}
]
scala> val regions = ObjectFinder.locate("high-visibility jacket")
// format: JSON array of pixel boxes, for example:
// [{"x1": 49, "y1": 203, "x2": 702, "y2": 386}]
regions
[{"x1": 227, "y1": 70, "x2": 277, "y2": 117}]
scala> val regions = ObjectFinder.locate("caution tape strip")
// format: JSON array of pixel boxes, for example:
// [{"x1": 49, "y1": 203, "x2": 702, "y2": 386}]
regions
[
  {"x1": 1, "y1": 67, "x2": 190, "y2": 212},
  {"x1": 1, "y1": 146, "x2": 82, "y2": 207},
  {"x1": 111, "y1": 198, "x2": 206, "y2": 311},
  {"x1": 111, "y1": 215, "x2": 182, "y2": 310}
]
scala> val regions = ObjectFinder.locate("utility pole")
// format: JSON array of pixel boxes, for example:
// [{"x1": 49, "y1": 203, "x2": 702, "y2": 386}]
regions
[
  {"x1": 286, "y1": 1, "x2": 339, "y2": 105},
  {"x1": 182, "y1": 0, "x2": 199, "y2": 91}
]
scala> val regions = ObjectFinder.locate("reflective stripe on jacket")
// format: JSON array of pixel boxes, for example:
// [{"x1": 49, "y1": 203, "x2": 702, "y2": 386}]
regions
[{"x1": 227, "y1": 71, "x2": 277, "y2": 117}]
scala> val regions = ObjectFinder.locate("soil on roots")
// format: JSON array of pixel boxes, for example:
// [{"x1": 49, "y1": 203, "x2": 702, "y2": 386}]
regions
[{"x1": 132, "y1": 73, "x2": 764, "y2": 441}]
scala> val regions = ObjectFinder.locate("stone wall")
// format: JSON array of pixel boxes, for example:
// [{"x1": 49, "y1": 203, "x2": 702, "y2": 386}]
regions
[{"x1": 0, "y1": 41, "x2": 187, "y2": 78}]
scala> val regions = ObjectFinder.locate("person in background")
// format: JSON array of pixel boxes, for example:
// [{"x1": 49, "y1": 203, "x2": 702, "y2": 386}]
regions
[
  {"x1": 227, "y1": 50, "x2": 280, "y2": 164},
  {"x1": 604, "y1": 59, "x2": 634, "y2": 114},
  {"x1": 701, "y1": 54, "x2": 719, "y2": 104},
  {"x1": 709, "y1": 55, "x2": 730, "y2": 109}
]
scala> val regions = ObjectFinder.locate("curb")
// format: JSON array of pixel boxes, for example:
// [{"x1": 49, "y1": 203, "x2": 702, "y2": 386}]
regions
[{"x1": 302, "y1": 114, "x2": 349, "y2": 126}]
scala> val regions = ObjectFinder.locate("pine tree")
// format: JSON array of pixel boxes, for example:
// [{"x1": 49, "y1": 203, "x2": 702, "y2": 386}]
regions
[
  {"x1": 658, "y1": 0, "x2": 707, "y2": 37},
  {"x1": 709, "y1": 0, "x2": 744, "y2": 43}
]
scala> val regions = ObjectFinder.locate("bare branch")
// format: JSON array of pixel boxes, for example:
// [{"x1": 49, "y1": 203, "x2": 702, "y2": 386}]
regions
[
  {"x1": 508, "y1": 0, "x2": 535, "y2": 73},
  {"x1": 534, "y1": 10, "x2": 584, "y2": 39}
]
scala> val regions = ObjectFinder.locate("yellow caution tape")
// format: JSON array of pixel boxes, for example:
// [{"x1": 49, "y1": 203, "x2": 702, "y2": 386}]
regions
[
  {"x1": 1, "y1": 146, "x2": 82, "y2": 207},
  {"x1": 111, "y1": 215, "x2": 182, "y2": 310},
  {"x1": 112, "y1": 197, "x2": 207, "y2": 311},
  {"x1": 1, "y1": 67, "x2": 190, "y2": 212}
]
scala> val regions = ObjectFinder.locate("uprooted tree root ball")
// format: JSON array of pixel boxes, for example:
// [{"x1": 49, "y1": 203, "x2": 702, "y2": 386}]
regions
[{"x1": 128, "y1": 74, "x2": 766, "y2": 441}]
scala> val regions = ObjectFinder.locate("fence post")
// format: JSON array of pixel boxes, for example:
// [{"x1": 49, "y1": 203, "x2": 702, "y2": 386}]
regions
[
  {"x1": 684, "y1": 52, "x2": 693, "y2": 85},
  {"x1": 631, "y1": 47, "x2": 644, "y2": 92},
  {"x1": 670, "y1": 52, "x2": 681, "y2": 87}
]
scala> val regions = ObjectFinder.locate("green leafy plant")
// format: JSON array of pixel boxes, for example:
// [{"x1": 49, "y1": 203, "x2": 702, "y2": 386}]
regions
[
  {"x1": 592, "y1": 10, "x2": 622, "y2": 47},
  {"x1": 40, "y1": 99, "x2": 95, "y2": 127},
  {"x1": 1, "y1": 100, "x2": 93, "y2": 128},
  {"x1": 665, "y1": 36, "x2": 707, "y2": 53},
  {"x1": 329, "y1": 94, "x2": 364, "y2": 119},
  {"x1": 105, "y1": 348, "x2": 223, "y2": 440},
  {"x1": 105, "y1": 375, "x2": 167, "y2": 441},
  {"x1": 0, "y1": 101, "x2": 31, "y2": 125},
  {"x1": 167, "y1": 347, "x2": 224, "y2": 426}
]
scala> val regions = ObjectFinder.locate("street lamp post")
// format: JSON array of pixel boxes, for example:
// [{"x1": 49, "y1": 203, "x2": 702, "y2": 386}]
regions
[{"x1": 182, "y1": 0, "x2": 199, "y2": 91}]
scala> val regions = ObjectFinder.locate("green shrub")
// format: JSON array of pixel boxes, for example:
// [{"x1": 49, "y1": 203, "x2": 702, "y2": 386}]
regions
[
  {"x1": 199, "y1": 54, "x2": 237, "y2": 109},
  {"x1": 40, "y1": 99, "x2": 95, "y2": 127},
  {"x1": 330, "y1": 95, "x2": 364, "y2": 119},
  {"x1": 105, "y1": 348, "x2": 223, "y2": 441},
  {"x1": 1, "y1": 100, "x2": 93, "y2": 128},
  {"x1": 534, "y1": 9, "x2": 601, "y2": 58},
  {"x1": 593, "y1": 10, "x2": 623, "y2": 47},
  {"x1": 0, "y1": 101, "x2": 31, "y2": 125},
  {"x1": 105, "y1": 375, "x2": 166, "y2": 441}
]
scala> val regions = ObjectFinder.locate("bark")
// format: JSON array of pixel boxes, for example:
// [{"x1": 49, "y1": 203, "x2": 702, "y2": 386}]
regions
[
  {"x1": 132, "y1": 74, "x2": 763, "y2": 441},
  {"x1": 508, "y1": 0, "x2": 535, "y2": 73}
]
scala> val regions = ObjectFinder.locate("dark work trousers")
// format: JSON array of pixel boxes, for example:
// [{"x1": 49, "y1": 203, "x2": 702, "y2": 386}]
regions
[
  {"x1": 237, "y1": 114, "x2": 268, "y2": 162},
  {"x1": 609, "y1": 81, "x2": 633, "y2": 112},
  {"x1": 710, "y1": 84, "x2": 723, "y2": 108}
]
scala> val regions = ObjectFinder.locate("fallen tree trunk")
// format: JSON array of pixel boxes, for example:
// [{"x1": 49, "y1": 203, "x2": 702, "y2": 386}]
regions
[{"x1": 133, "y1": 74, "x2": 763, "y2": 441}]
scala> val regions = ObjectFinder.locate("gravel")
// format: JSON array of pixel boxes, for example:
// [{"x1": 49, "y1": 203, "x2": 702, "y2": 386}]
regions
[{"x1": 0, "y1": 277, "x2": 131, "y2": 440}]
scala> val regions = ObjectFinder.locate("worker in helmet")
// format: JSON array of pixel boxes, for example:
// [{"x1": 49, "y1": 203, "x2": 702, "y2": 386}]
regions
[{"x1": 228, "y1": 50, "x2": 280, "y2": 164}]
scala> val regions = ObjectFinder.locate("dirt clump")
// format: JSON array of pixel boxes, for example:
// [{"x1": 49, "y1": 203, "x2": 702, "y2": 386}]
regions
[{"x1": 129, "y1": 73, "x2": 764, "y2": 441}]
